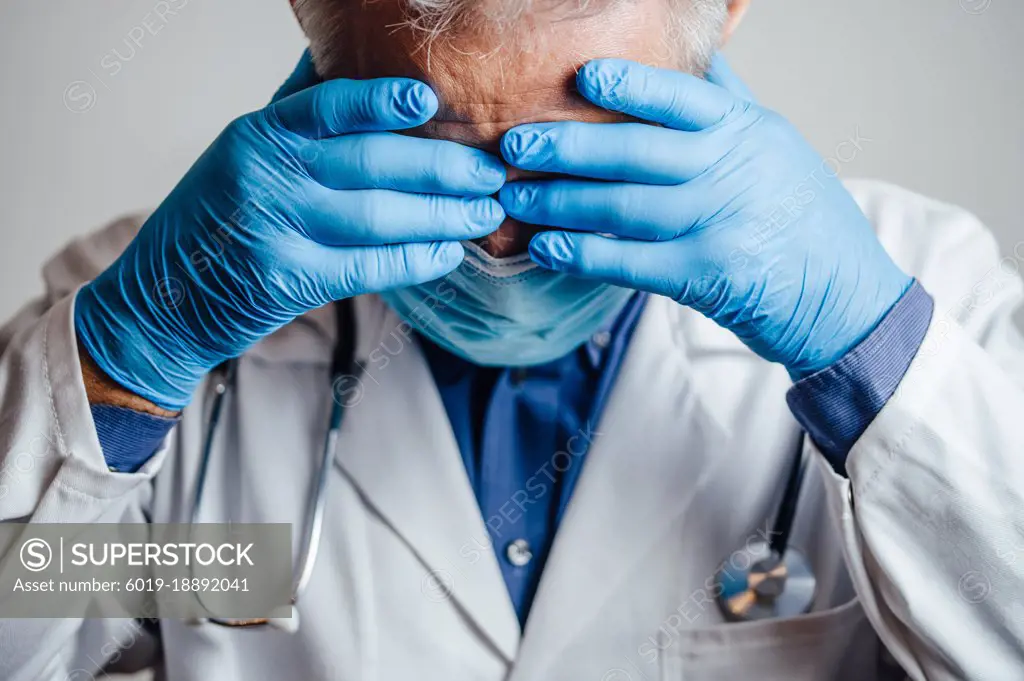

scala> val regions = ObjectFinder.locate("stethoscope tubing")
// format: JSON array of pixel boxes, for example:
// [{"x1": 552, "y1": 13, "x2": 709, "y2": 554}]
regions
[
  {"x1": 768, "y1": 435, "x2": 810, "y2": 558},
  {"x1": 188, "y1": 299, "x2": 357, "y2": 629}
]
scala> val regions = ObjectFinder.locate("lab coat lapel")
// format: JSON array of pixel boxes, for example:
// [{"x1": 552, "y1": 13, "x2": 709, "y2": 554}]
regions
[
  {"x1": 333, "y1": 296, "x2": 521, "y2": 662},
  {"x1": 509, "y1": 298, "x2": 733, "y2": 677}
]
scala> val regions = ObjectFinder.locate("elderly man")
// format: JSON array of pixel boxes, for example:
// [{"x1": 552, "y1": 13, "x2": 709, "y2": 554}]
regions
[{"x1": 1, "y1": 0, "x2": 1022, "y2": 679}]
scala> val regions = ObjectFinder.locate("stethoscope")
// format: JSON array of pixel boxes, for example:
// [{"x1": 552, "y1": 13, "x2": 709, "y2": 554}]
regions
[
  {"x1": 188, "y1": 297, "x2": 356, "y2": 632},
  {"x1": 713, "y1": 440, "x2": 817, "y2": 622},
  {"x1": 187, "y1": 296, "x2": 816, "y2": 630}
]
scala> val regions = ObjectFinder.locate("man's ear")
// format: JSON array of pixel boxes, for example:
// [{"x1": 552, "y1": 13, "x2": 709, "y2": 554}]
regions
[
  {"x1": 287, "y1": 0, "x2": 313, "y2": 41},
  {"x1": 720, "y1": 0, "x2": 751, "y2": 46},
  {"x1": 287, "y1": 0, "x2": 305, "y2": 29}
]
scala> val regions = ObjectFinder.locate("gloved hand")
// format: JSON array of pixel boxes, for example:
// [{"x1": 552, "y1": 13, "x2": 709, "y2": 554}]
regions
[
  {"x1": 75, "y1": 51, "x2": 505, "y2": 410},
  {"x1": 499, "y1": 56, "x2": 912, "y2": 379}
]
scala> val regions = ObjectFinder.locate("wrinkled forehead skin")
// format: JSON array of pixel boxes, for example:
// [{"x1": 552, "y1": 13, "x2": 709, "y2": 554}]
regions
[{"x1": 297, "y1": 0, "x2": 687, "y2": 254}]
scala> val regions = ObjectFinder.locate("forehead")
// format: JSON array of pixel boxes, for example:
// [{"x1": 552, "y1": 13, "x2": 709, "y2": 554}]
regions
[{"x1": 317, "y1": 0, "x2": 675, "y2": 152}]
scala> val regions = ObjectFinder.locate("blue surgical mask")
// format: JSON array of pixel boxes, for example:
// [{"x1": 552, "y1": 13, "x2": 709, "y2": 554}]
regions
[{"x1": 380, "y1": 242, "x2": 634, "y2": 366}]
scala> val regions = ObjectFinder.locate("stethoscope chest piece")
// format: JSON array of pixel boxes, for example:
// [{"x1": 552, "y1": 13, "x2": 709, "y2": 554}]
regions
[{"x1": 714, "y1": 540, "x2": 817, "y2": 623}]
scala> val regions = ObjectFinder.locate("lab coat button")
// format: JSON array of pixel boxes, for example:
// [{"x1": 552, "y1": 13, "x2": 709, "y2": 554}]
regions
[{"x1": 506, "y1": 539, "x2": 533, "y2": 567}]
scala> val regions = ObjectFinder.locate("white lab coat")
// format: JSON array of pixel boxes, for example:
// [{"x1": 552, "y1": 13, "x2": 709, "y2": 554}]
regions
[{"x1": 0, "y1": 180, "x2": 1022, "y2": 681}]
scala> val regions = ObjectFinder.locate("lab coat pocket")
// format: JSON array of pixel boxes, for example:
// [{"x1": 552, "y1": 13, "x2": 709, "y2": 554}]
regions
[{"x1": 658, "y1": 596, "x2": 879, "y2": 681}]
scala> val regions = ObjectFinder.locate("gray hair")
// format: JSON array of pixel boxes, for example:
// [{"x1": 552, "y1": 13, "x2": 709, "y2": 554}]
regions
[{"x1": 295, "y1": 0, "x2": 728, "y2": 75}]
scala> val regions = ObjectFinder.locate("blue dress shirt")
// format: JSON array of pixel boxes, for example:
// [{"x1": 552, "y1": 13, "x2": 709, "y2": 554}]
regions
[
  {"x1": 418, "y1": 293, "x2": 649, "y2": 625},
  {"x1": 92, "y1": 282, "x2": 934, "y2": 625}
]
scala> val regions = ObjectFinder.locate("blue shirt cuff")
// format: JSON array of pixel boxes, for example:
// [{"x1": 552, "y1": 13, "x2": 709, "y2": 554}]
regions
[
  {"x1": 786, "y1": 280, "x2": 934, "y2": 475},
  {"x1": 91, "y1": 404, "x2": 179, "y2": 473}
]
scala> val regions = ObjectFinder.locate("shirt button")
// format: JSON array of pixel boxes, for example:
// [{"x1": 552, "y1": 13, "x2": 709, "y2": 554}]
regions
[
  {"x1": 505, "y1": 539, "x2": 533, "y2": 567},
  {"x1": 591, "y1": 330, "x2": 612, "y2": 349}
]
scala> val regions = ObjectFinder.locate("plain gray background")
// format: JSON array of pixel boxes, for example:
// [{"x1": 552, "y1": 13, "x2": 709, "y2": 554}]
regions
[{"x1": 1, "y1": 0, "x2": 1022, "y2": 327}]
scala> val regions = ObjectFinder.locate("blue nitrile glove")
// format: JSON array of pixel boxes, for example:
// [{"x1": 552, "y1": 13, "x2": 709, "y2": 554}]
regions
[
  {"x1": 75, "y1": 51, "x2": 506, "y2": 410},
  {"x1": 499, "y1": 56, "x2": 912, "y2": 380}
]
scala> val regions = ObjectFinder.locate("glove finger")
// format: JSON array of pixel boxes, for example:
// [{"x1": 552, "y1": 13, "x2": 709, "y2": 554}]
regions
[
  {"x1": 499, "y1": 180, "x2": 698, "y2": 241},
  {"x1": 308, "y1": 189, "x2": 504, "y2": 246},
  {"x1": 526, "y1": 232, "x2": 679, "y2": 294},
  {"x1": 501, "y1": 121, "x2": 716, "y2": 183},
  {"x1": 704, "y1": 53, "x2": 756, "y2": 103},
  {"x1": 270, "y1": 49, "x2": 320, "y2": 104},
  {"x1": 576, "y1": 59, "x2": 739, "y2": 131},
  {"x1": 318, "y1": 241, "x2": 465, "y2": 299},
  {"x1": 529, "y1": 231, "x2": 726, "y2": 311},
  {"x1": 271, "y1": 78, "x2": 438, "y2": 139},
  {"x1": 307, "y1": 133, "x2": 505, "y2": 196}
]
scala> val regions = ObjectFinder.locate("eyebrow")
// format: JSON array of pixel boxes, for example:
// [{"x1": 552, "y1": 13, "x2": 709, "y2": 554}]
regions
[
  {"x1": 415, "y1": 119, "x2": 511, "y2": 155},
  {"x1": 420, "y1": 95, "x2": 623, "y2": 154}
]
